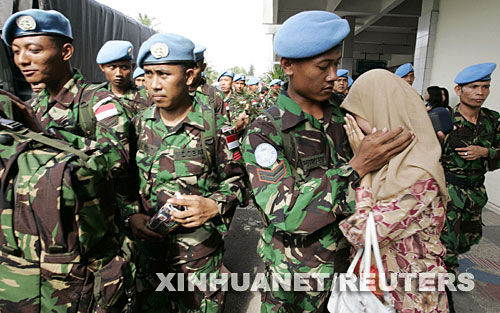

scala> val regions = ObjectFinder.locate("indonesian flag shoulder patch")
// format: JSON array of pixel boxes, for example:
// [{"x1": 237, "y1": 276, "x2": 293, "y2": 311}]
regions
[{"x1": 93, "y1": 96, "x2": 119, "y2": 121}]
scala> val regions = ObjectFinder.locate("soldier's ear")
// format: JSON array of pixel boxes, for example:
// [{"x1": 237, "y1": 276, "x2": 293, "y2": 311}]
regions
[
  {"x1": 185, "y1": 67, "x2": 195, "y2": 86},
  {"x1": 454, "y1": 85, "x2": 462, "y2": 97},
  {"x1": 281, "y1": 57, "x2": 293, "y2": 76},
  {"x1": 98, "y1": 64, "x2": 106, "y2": 72},
  {"x1": 61, "y1": 43, "x2": 74, "y2": 62}
]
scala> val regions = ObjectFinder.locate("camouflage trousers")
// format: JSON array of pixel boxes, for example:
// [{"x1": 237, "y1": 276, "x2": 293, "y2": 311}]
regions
[
  {"x1": 440, "y1": 183, "x2": 488, "y2": 272},
  {"x1": 134, "y1": 241, "x2": 226, "y2": 313}
]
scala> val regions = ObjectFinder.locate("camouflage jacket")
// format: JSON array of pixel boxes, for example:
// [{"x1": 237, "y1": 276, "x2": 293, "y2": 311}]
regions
[
  {"x1": 0, "y1": 95, "x2": 14, "y2": 119},
  {"x1": 0, "y1": 125, "x2": 128, "y2": 312},
  {"x1": 264, "y1": 89, "x2": 280, "y2": 108},
  {"x1": 192, "y1": 83, "x2": 225, "y2": 110},
  {"x1": 30, "y1": 70, "x2": 135, "y2": 202},
  {"x1": 131, "y1": 96, "x2": 246, "y2": 263},
  {"x1": 441, "y1": 105, "x2": 500, "y2": 180},
  {"x1": 242, "y1": 93, "x2": 358, "y2": 272},
  {"x1": 102, "y1": 82, "x2": 150, "y2": 117}
]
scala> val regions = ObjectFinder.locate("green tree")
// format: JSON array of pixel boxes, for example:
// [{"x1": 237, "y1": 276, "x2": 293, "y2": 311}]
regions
[
  {"x1": 204, "y1": 66, "x2": 218, "y2": 85},
  {"x1": 137, "y1": 13, "x2": 159, "y2": 30},
  {"x1": 262, "y1": 64, "x2": 287, "y2": 84},
  {"x1": 248, "y1": 64, "x2": 255, "y2": 76}
]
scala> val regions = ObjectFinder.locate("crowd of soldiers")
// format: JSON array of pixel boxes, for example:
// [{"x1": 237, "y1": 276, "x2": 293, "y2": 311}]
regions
[{"x1": 0, "y1": 7, "x2": 499, "y2": 313}]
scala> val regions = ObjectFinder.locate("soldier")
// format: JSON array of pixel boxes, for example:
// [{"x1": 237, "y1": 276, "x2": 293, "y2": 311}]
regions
[
  {"x1": 127, "y1": 33, "x2": 246, "y2": 312},
  {"x1": 218, "y1": 70, "x2": 249, "y2": 137},
  {"x1": 332, "y1": 68, "x2": 348, "y2": 102},
  {"x1": 0, "y1": 99, "x2": 130, "y2": 312},
  {"x1": 189, "y1": 44, "x2": 225, "y2": 110},
  {"x1": 217, "y1": 69, "x2": 234, "y2": 100},
  {"x1": 247, "y1": 76, "x2": 260, "y2": 94},
  {"x1": 242, "y1": 11, "x2": 414, "y2": 312},
  {"x1": 395, "y1": 62, "x2": 415, "y2": 85},
  {"x1": 3, "y1": 9, "x2": 136, "y2": 306},
  {"x1": 266, "y1": 78, "x2": 282, "y2": 106},
  {"x1": 96, "y1": 40, "x2": 149, "y2": 116},
  {"x1": 440, "y1": 62, "x2": 500, "y2": 310},
  {"x1": 133, "y1": 67, "x2": 146, "y2": 88}
]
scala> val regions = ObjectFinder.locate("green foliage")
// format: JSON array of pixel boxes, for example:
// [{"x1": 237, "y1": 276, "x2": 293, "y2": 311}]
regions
[
  {"x1": 262, "y1": 64, "x2": 287, "y2": 84},
  {"x1": 203, "y1": 66, "x2": 218, "y2": 85},
  {"x1": 137, "y1": 13, "x2": 159, "y2": 31}
]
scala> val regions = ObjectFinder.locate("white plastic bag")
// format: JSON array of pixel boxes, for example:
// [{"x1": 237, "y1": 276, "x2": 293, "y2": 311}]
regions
[{"x1": 327, "y1": 212, "x2": 395, "y2": 313}]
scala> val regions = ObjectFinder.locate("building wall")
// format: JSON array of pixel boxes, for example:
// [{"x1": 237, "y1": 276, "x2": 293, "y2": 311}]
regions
[{"x1": 429, "y1": 0, "x2": 500, "y2": 207}]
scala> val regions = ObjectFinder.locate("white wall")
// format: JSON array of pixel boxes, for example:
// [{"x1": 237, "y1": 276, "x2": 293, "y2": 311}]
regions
[{"x1": 429, "y1": 0, "x2": 500, "y2": 206}]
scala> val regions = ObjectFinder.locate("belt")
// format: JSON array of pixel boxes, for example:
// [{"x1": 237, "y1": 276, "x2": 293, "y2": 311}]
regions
[{"x1": 445, "y1": 172, "x2": 484, "y2": 189}]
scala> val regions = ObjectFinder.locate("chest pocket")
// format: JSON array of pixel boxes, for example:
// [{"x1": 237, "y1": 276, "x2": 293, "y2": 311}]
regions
[
  {"x1": 172, "y1": 145, "x2": 210, "y2": 178},
  {"x1": 137, "y1": 140, "x2": 160, "y2": 180}
]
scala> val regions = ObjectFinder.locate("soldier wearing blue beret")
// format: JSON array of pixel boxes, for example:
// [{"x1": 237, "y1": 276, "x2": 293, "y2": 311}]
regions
[
  {"x1": 133, "y1": 67, "x2": 145, "y2": 87},
  {"x1": 96, "y1": 40, "x2": 149, "y2": 116},
  {"x1": 131, "y1": 33, "x2": 246, "y2": 313},
  {"x1": 217, "y1": 69, "x2": 235, "y2": 99},
  {"x1": 395, "y1": 63, "x2": 415, "y2": 85},
  {"x1": 241, "y1": 10, "x2": 414, "y2": 312},
  {"x1": 333, "y1": 68, "x2": 349, "y2": 102},
  {"x1": 233, "y1": 73, "x2": 246, "y2": 93},
  {"x1": 440, "y1": 62, "x2": 500, "y2": 311},
  {"x1": 2, "y1": 8, "x2": 135, "y2": 312},
  {"x1": 188, "y1": 44, "x2": 225, "y2": 110},
  {"x1": 247, "y1": 76, "x2": 260, "y2": 93}
]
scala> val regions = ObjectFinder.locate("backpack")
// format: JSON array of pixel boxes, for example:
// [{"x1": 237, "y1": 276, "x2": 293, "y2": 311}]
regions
[
  {"x1": 0, "y1": 118, "x2": 130, "y2": 312},
  {"x1": 76, "y1": 82, "x2": 109, "y2": 140}
]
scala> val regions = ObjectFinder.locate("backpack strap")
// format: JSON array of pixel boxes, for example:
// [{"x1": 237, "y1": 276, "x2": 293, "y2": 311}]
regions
[
  {"x1": 201, "y1": 104, "x2": 216, "y2": 171},
  {"x1": 260, "y1": 110, "x2": 300, "y2": 182},
  {"x1": 0, "y1": 118, "x2": 90, "y2": 162},
  {"x1": 77, "y1": 83, "x2": 106, "y2": 140}
]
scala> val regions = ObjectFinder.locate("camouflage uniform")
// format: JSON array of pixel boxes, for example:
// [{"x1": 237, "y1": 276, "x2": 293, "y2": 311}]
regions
[
  {"x1": 0, "y1": 121, "x2": 130, "y2": 312},
  {"x1": 101, "y1": 82, "x2": 150, "y2": 117},
  {"x1": 242, "y1": 93, "x2": 358, "y2": 312},
  {"x1": 440, "y1": 105, "x2": 500, "y2": 271},
  {"x1": 264, "y1": 89, "x2": 280, "y2": 109},
  {"x1": 192, "y1": 83, "x2": 225, "y2": 110},
  {"x1": 0, "y1": 95, "x2": 14, "y2": 119},
  {"x1": 129, "y1": 95, "x2": 246, "y2": 312}
]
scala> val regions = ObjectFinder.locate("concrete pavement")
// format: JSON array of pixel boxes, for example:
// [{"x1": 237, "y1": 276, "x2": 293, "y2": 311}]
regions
[{"x1": 223, "y1": 204, "x2": 500, "y2": 312}]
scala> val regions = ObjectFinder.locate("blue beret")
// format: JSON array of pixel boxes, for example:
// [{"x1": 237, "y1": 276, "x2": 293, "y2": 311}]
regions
[
  {"x1": 201, "y1": 72, "x2": 206, "y2": 79},
  {"x1": 454, "y1": 62, "x2": 497, "y2": 85},
  {"x1": 274, "y1": 11, "x2": 350, "y2": 59},
  {"x1": 270, "y1": 79, "x2": 282, "y2": 86},
  {"x1": 337, "y1": 69, "x2": 349, "y2": 78},
  {"x1": 247, "y1": 77, "x2": 259, "y2": 86},
  {"x1": 133, "y1": 67, "x2": 144, "y2": 79},
  {"x1": 395, "y1": 63, "x2": 414, "y2": 78},
  {"x1": 2, "y1": 9, "x2": 73, "y2": 47},
  {"x1": 96, "y1": 40, "x2": 134, "y2": 64},
  {"x1": 234, "y1": 74, "x2": 246, "y2": 82},
  {"x1": 347, "y1": 76, "x2": 354, "y2": 88},
  {"x1": 194, "y1": 44, "x2": 206, "y2": 62},
  {"x1": 137, "y1": 33, "x2": 194, "y2": 68},
  {"x1": 217, "y1": 70, "x2": 234, "y2": 81}
]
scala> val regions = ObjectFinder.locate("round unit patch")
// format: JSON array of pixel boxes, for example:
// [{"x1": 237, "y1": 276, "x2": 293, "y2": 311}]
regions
[
  {"x1": 255, "y1": 143, "x2": 278, "y2": 168},
  {"x1": 150, "y1": 43, "x2": 169, "y2": 59},
  {"x1": 16, "y1": 15, "x2": 36, "y2": 31}
]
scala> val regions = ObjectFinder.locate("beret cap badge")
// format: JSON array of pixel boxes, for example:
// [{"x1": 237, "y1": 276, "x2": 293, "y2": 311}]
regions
[
  {"x1": 150, "y1": 43, "x2": 169, "y2": 59},
  {"x1": 16, "y1": 15, "x2": 36, "y2": 31},
  {"x1": 128, "y1": 47, "x2": 132, "y2": 56}
]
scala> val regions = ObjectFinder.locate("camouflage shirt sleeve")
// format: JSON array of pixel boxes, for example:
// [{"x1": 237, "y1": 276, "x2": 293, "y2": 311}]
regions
[
  {"x1": 243, "y1": 114, "x2": 358, "y2": 236},
  {"x1": 486, "y1": 110, "x2": 500, "y2": 171},
  {"x1": 209, "y1": 103, "x2": 246, "y2": 229}
]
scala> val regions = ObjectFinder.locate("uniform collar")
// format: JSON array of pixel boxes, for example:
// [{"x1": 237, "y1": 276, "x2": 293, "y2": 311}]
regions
[
  {"x1": 146, "y1": 96, "x2": 205, "y2": 131},
  {"x1": 44, "y1": 69, "x2": 85, "y2": 108},
  {"x1": 278, "y1": 91, "x2": 334, "y2": 131}
]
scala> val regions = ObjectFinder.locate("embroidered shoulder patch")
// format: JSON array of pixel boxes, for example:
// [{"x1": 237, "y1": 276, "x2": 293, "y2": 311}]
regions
[{"x1": 256, "y1": 161, "x2": 287, "y2": 184}]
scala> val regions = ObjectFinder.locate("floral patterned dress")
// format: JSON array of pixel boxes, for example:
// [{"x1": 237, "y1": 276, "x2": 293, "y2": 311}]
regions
[{"x1": 339, "y1": 178, "x2": 449, "y2": 313}]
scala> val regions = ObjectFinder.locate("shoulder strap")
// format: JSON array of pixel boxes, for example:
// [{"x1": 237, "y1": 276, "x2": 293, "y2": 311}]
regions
[
  {"x1": 78, "y1": 83, "x2": 105, "y2": 140},
  {"x1": 0, "y1": 118, "x2": 90, "y2": 162},
  {"x1": 261, "y1": 110, "x2": 300, "y2": 181},
  {"x1": 201, "y1": 105, "x2": 217, "y2": 171},
  {"x1": 208, "y1": 86, "x2": 217, "y2": 109}
]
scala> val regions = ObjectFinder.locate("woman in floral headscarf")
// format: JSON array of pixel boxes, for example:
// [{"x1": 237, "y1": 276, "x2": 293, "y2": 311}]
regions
[{"x1": 339, "y1": 69, "x2": 449, "y2": 313}]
